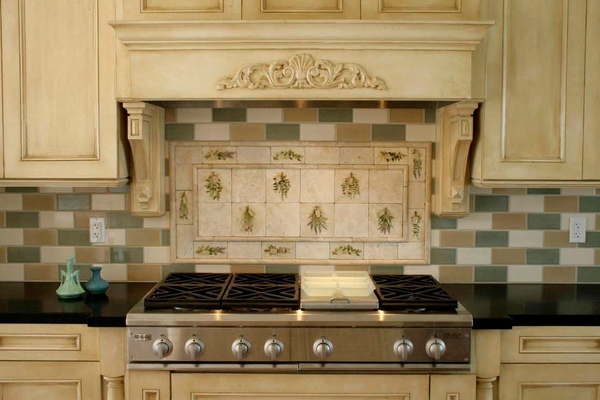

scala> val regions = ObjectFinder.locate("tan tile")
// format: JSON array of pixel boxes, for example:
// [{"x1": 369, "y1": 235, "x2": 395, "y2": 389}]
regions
[
  {"x1": 542, "y1": 266, "x2": 576, "y2": 283},
  {"x1": 75, "y1": 247, "x2": 110, "y2": 264},
  {"x1": 492, "y1": 213, "x2": 527, "y2": 230},
  {"x1": 390, "y1": 109, "x2": 424, "y2": 124},
  {"x1": 126, "y1": 229, "x2": 162, "y2": 246},
  {"x1": 73, "y1": 211, "x2": 109, "y2": 228},
  {"x1": 165, "y1": 108, "x2": 177, "y2": 123},
  {"x1": 596, "y1": 214, "x2": 600, "y2": 230},
  {"x1": 491, "y1": 248, "x2": 526, "y2": 265},
  {"x1": 24, "y1": 229, "x2": 58, "y2": 246},
  {"x1": 73, "y1": 187, "x2": 108, "y2": 193},
  {"x1": 439, "y1": 231, "x2": 475, "y2": 247},
  {"x1": 543, "y1": 231, "x2": 577, "y2": 248},
  {"x1": 544, "y1": 196, "x2": 578, "y2": 212},
  {"x1": 439, "y1": 266, "x2": 473, "y2": 282},
  {"x1": 0, "y1": 247, "x2": 6, "y2": 263},
  {"x1": 0, "y1": 212, "x2": 5, "y2": 228},
  {"x1": 128, "y1": 264, "x2": 162, "y2": 281},
  {"x1": 23, "y1": 194, "x2": 56, "y2": 211},
  {"x1": 491, "y1": 188, "x2": 527, "y2": 195},
  {"x1": 596, "y1": 249, "x2": 600, "y2": 264},
  {"x1": 283, "y1": 108, "x2": 317, "y2": 122},
  {"x1": 231, "y1": 265, "x2": 266, "y2": 274},
  {"x1": 336, "y1": 124, "x2": 371, "y2": 141},
  {"x1": 230, "y1": 123, "x2": 266, "y2": 141},
  {"x1": 596, "y1": 188, "x2": 600, "y2": 195},
  {"x1": 24, "y1": 264, "x2": 59, "y2": 281}
]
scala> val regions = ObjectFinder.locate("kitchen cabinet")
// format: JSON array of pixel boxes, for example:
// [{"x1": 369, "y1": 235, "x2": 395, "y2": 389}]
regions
[
  {"x1": 0, "y1": 0, "x2": 128, "y2": 186},
  {"x1": 122, "y1": 0, "x2": 242, "y2": 20},
  {"x1": 361, "y1": 0, "x2": 480, "y2": 20},
  {"x1": 242, "y1": 0, "x2": 361, "y2": 19},
  {"x1": 470, "y1": 0, "x2": 600, "y2": 187}
]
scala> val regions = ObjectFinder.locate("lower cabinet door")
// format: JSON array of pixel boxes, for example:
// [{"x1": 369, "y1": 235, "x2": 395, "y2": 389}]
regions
[
  {"x1": 172, "y1": 373, "x2": 430, "y2": 399},
  {"x1": 0, "y1": 361, "x2": 100, "y2": 400},
  {"x1": 500, "y1": 364, "x2": 600, "y2": 400},
  {"x1": 430, "y1": 374, "x2": 475, "y2": 400}
]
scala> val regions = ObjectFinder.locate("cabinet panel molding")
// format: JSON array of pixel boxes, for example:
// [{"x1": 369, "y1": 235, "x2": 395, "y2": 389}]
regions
[
  {"x1": 361, "y1": 0, "x2": 479, "y2": 20},
  {"x1": 122, "y1": 0, "x2": 241, "y2": 20},
  {"x1": 242, "y1": 0, "x2": 360, "y2": 19},
  {"x1": 583, "y1": 0, "x2": 600, "y2": 179},
  {"x1": 520, "y1": 336, "x2": 600, "y2": 354},
  {"x1": 0, "y1": 333, "x2": 81, "y2": 351}
]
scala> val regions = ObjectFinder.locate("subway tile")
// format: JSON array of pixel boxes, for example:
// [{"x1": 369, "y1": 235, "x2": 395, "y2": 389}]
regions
[
  {"x1": 126, "y1": 229, "x2": 162, "y2": 246},
  {"x1": 456, "y1": 248, "x2": 491, "y2": 265},
  {"x1": 161, "y1": 230, "x2": 170, "y2": 246},
  {"x1": 39, "y1": 212, "x2": 74, "y2": 228},
  {"x1": 0, "y1": 248, "x2": 6, "y2": 263},
  {"x1": 0, "y1": 194, "x2": 23, "y2": 210},
  {"x1": 165, "y1": 124, "x2": 194, "y2": 141},
  {"x1": 334, "y1": 265, "x2": 369, "y2": 272},
  {"x1": 73, "y1": 211, "x2": 109, "y2": 229},
  {"x1": 175, "y1": 108, "x2": 212, "y2": 123},
  {"x1": 562, "y1": 188, "x2": 597, "y2": 195},
  {"x1": 526, "y1": 249, "x2": 560, "y2": 265},
  {"x1": 247, "y1": 108, "x2": 283, "y2": 123},
  {"x1": 5, "y1": 187, "x2": 38, "y2": 193},
  {"x1": 5, "y1": 212, "x2": 39, "y2": 228},
  {"x1": 230, "y1": 123, "x2": 266, "y2": 141},
  {"x1": 577, "y1": 267, "x2": 600, "y2": 283},
  {"x1": 0, "y1": 229, "x2": 24, "y2": 246},
  {"x1": 544, "y1": 196, "x2": 578, "y2": 212},
  {"x1": 390, "y1": 109, "x2": 424, "y2": 124},
  {"x1": 424, "y1": 108, "x2": 436, "y2": 123},
  {"x1": 162, "y1": 264, "x2": 196, "y2": 276},
  {"x1": 0, "y1": 212, "x2": 4, "y2": 227},
  {"x1": 578, "y1": 232, "x2": 600, "y2": 248},
  {"x1": 91, "y1": 194, "x2": 126, "y2": 211},
  {"x1": 508, "y1": 195, "x2": 544, "y2": 212},
  {"x1": 439, "y1": 231, "x2": 475, "y2": 247},
  {"x1": 543, "y1": 266, "x2": 576, "y2": 283},
  {"x1": 300, "y1": 124, "x2": 336, "y2": 141},
  {"x1": 143, "y1": 247, "x2": 170, "y2": 263},
  {"x1": 353, "y1": 109, "x2": 389, "y2": 123},
  {"x1": 24, "y1": 229, "x2": 57, "y2": 246},
  {"x1": 7, "y1": 247, "x2": 40, "y2": 263},
  {"x1": 474, "y1": 266, "x2": 507, "y2": 282},
  {"x1": 319, "y1": 109, "x2": 353, "y2": 122},
  {"x1": 475, "y1": 231, "x2": 509, "y2": 247},
  {"x1": 491, "y1": 248, "x2": 525, "y2": 265},
  {"x1": 58, "y1": 194, "x2": 91, "y2": 211},
  {"x1": 527, "y1": 213, "x2": 561, "y2": 230},
  {"x1": 491, "y1": 188, "x2": 527, "y2": 195},
  {"x1": 560, "y1": 248, "x2": 595, "y2": 265},
  {"x1": 127, "y1": 263, "x2": 162, "y2": 281},
  {"x1": 492, "y1": 213, "x2": 526, "y2": 230},
  {"x1": 508, "y1": 265, "x2": 542, "y2": 282},
  {"x1": 108, "y1": 211, "x2": 144, "y2": 229},
  {"x1": 372, "y1": 125, "x2": 406, "y2": 141},
  {"x1": 143, "y1": 213, "x2": 170, "y2": 229},
  {"x1": 579, "y1": 196, "x2": 600, "y2": 212},
  {"x1": 74, "y1": 187, "x2": 107, "y2": 193},
  {"x1": 283, "y1": 108, "x2": 318, "y2": 122},
  {"x1": 164, "y1": 107, "x2": 177, "y2": 122},
  {"x1": 543, "y1": 231, "x2": 576, "y2": 248},
  {"x1": 431, "y1": 215, "x2": 457, "y2": 229},
  {"x1": 58, "y1": 230, "x2": 90, "y2": 246},
  {"x1": 509, "y1": 231, "x2": 544, "y2": 247},
  {"x1": 469, "y1": 186, "x2": 493, "y2": 194},
  {"x1": 96, "y1": 264, "x2": 128, "y2": 281},
  {"x1": 336, "y1": 124, "x2": 371, "y2": 141},
  {"x1": 194, "y1": 123, "x2": 230, "y2": 140},
  {"x1": 527, "y1": 188, "x2": 561, "y2": 195},
  {"x1": 105, "y1": 229, "x2": 127, "y2": 246},
  {"x1": 456, "y1": 213, "x2": 492, "y2": 230},
  {"x1": 0, "y1": 264, "x2": 25, "y2": 281},
  {"x1": 404, "y1": 124, "x2": 436, "y2": 142},
  {"x1": 474, "y1": 195, "x2": 508, "y2": 212},
  {"x1": 22, "y1": 194, "x2": 56, "y2": 211},
  {"x1": 24, "y1": 264, "x2": 59, "y2": 281},
  {"x1": 438, "y1": 266, "x2": 473, "y2": 282},
  {"x1": 403, "y1": 265, "x2": 439, "y2": 279},
  {"x1": 39, "y1": 187, "x2": 73, "y2": 193},
  {"x1": 212, "y1": 108, "x2": 246, "y2": 122},
  {"x1": 597, "y1": 214, "x2": 600, "y2": 231},
  {"x1": 109, "y1": 185, "x2": 130, "y2": 194},
  {"x1": 75, "y1": 247, "x2": 110, "y2": 264},
  {"x1": 560, "y1": 213, "x2": 597, "y2": 230},
  {"x1": 430, "y1": 230, "x2": 440, "y2": 247},
  {"x1": 40, "y1": 246, "x2": 75, "y2": 263},
  {"x1": 265, "y1": 264, "x2": 301, "y2": 274},
  {"x1": 110, "y1": 247, "x2": 144, "y2": 263},
  {"x1": 265, "y1": 124, "x2": 300, "y2": 140},
  {"x1": 595, "y1": 249, "x2": 600, "y2": 264},
  {"x1": 430, "y1": 248, "x2": 456, "y2": 264}
]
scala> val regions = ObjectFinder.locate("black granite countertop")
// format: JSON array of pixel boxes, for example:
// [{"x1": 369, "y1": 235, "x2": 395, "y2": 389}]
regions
[{"x1": 0, "y1": 282, "x2": 598, "y2": 329}]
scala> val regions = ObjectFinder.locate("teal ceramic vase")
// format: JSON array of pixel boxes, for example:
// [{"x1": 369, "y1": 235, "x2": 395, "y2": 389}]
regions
[
  {"x1": 56, "y1": 257, "x2": 85, "y2": 299},
  {"x1": 84, "y1": 265, "x2": 109, "y2": 295}
]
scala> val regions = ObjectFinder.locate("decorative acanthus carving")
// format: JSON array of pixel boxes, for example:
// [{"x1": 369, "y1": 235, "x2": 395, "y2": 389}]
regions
[{"x1": 217, "y1": 53, "x2": 386, "y2": 91}]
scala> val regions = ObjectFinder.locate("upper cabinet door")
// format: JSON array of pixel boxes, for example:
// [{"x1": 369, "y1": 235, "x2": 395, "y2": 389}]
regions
[
  {"x1": 471, "y1": 0, "x2": 589, "y2": 185},
  {"x1": 361, "y1": 0, "x2": 480, "y2": 20},
  {"x1": 583, "y1": 0, "x2": 600, "y2": 180},
  {"x1": 122, "y1": 0, "x2": 242, "y2": 20},
  {"x1": 242, "y1": 0, "x2": 361, "y2": 19},
  {"x1": 1, "y1": 0, "x2": 127, "y2": 184}
]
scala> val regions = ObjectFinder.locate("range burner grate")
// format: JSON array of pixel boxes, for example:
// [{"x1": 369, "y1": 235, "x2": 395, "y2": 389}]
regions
[
  {"x1": 162, "y1": 273, "x2": 231, "y2": 286},
  {"x1": 222, "y1": 284, "x2": 299, "y2": 310},
  {"x1": 143, "y1": 284, "x2": 227, "y2": 309},
  {"x1": 372, "y1": 274, "x2": 458, "y2": 311}
]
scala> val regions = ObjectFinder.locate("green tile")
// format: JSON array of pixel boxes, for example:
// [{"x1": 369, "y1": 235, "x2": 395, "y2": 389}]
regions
[
  {"x1": 6, "y1": 212, "x2": 39, "y2": 228},
  {"x1": 369, "y1": 265, "x2": 405, "y2": 275},
  {"x1": 108, "y1": 186, "x2": 130, "y2": 193},
  {"x1": 265, "y1": 124, "x2": 300, "y2": 141},
  {"x1": 165, "y1": 124, "x2": 194, "y2": 141},
  {"x1": 7, "y1": 247, "x2": 40, "y2": 263},
  {"x1": 579, "y1": 196, "x2": 600, "y2": 212},
  {"x1": 108, "y1": 211, "x2": 144, "y2": 229},
  {"x1": 577, "y1": 267, "x2": 600, "y2": 283},
  {"x1": 57, "y1": 194, "x2": 90, "y2": 211},
  {"x1": 110, "y1": 247, "x2": 144, "y2": 263},
  {"x1": 430, "y1": 248, "x2": 456, "y2": 264},
  {"x1": 431, "y1": 215, "x2": 457, "y2": 229},
  {"x1": 213, "y1": 108, "x2": 246, "y2": 122},
  {"x1": 475, "y1": 231, "x2": 509, "y2": 247},
  {"x1": 161, "y1": 229, "x2": 171, "y2": 246},
  {"x1": 474, "y1": 266, "x2": 507, "y2": 282},
  {"x1": 526, "y1": 249, "x2": 560, "y2": 265},
  {"x1": 5, "y1": 187, "x2": 38, "y2": 193},
  {"x1": 578, "y1": 232, "x2": 600, "y2": 248},
  {"x1": 372, "y1": 125, "x2": 406, "y2": 141},
  {"x1": 265, "y1": 265, "x2": 300, "y2": 274},
  {"x1": 161, "y1": 264, "x2": 196, "y2": 277},
  {"x1": 527, "y1": 188, "x2": 561, "y2": 195},
  {"x1": 424, "y1": 108, "x2": 436, "y2": 124},
  {"x1": 58, "y1": 229, "x2": 90, "y2": 246},
  {"x1": 319, "y1": 109, "x2": 353, "y2": 122},
  {"x1": 527, "y1": 213, "x2": 561, "y2": 230},
  {"x1": 474, "y1": 195, "x2": 509, "y2": 212}
]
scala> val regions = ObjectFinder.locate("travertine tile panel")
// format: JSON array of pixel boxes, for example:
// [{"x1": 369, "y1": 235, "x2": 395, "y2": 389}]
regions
[
  {"x1": 330, "y1": 243, "x2": 364, "y2": 260},
  {"x1": 370, "y1": 170, "x2": 404, "y2": 203},
  {"x1": 295, "y1": 242, "x2": 330, "y2": 259},
  {"x1": 368, "y1": 204, "x2": 403, "y2": 238},
  {"x1": 265, "y1": 203, "x2": 300, "y2": 237},
  {"x1": 174, "y1": 146, "x2": 205, "y2": 164},
  {"x1": 193, "y1": 241, "x2": 228, "y2": 259},
  {"x1": 439, "y1": 231, "x2": 475, "y2": 247},
  {"x1": 201, "y1": 146, "x2": 237, "y2": 163},
  {"x1": 228, "y1": 242, "x2": 262, "y2": 259},
  {"x1": 232, "y1": 169, "x2": 266, "y2": 202},
  {"x1": 300, "y1": 203, "x2": 335, "y2": 238},
  {"x1": 197, "y1": 169, "x2": 232, "y2": 203},
  {"x1": 24, "y1": 229, "x2": 57, "y2": 246},
  {"x1": 374, "y1": 147, "x2": 408, "y2": 165},
  {"x1": 335, "y1": 169, "x2": 369, "y2": 203},
  {"x1": 363, "y1": 242, "x2": 398, "y2": 260},
  {"x1": 340, "y1": 147, "x2": 373, "y2": 164},
  {"x1": 197, "y1": 203, "x2": 232, "y2": 237},
  {"x1": 231, "y1": 203, "x2": 266, "y2": 237},
  {"x1": 542, "y1": 266, "x2": 576, "y2": 282},
  {"x1": 408, "y1": 148, "x2": 426, "y2": 182},
  {"x1": 237, "y1": 146, "x2": 271, "y2": 163},
  {"x1": 304, "y1": 146, "x2": 339, "y2": 164},
  {"x1": 408, "y1": 182, "x2": 426, "y2": 209},
  {"x1": 262, "y1": 242, "x2": 296, "y2": 260},
  {"x1": 175, "y1": 165, "x2": 193, "y2": 191},
  {"x1": 271, "y1": 146, "x2": 305, "y2": 164},
  {"x1": 335, "y1": 204, "x2": 369, "y2": 237},
  {"x1": 397, "y1": 243, "x2": 427, "y2": 261},
  {"x1": 300, "y1": 170, "x2": 335, "y2": 203},
  {"x1": 231, "y1": 264, "x2": 265, "y2": 274},
  {"x1": 175, "y1": 191, "x2": 193, "y2": 225},
  {"x1": 266, "y1": 169, "x2": 301, "y2": 203},
  {"x1": 176, "y1": 225, "x2": 195, "y2": 258}
]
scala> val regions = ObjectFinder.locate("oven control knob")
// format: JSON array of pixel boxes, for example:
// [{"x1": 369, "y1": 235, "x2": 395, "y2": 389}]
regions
[
  {"x1": 152, "y1": 338, "x2": 173, "y2": 359},
  {"x1": 232, "y1": 339, "x2": 251, "y2": 361},
  {"x1": 313, "y1": 339, "x2": 333, "y2": 361},
  {"x1": 264, "y1": 339, "x2": 284, "y2": 361},
  {"x1": 185, "y1": 338, "x2": 205, "y2": 360},
  {"x1": 393, "y1": 339, "x2": 414, "y2": 361},
  {"x1": 426, "y1": 338, "x2": 446, "y2": 361}
]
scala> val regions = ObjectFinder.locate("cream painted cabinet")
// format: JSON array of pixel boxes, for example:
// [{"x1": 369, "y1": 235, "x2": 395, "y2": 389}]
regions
[
  {"x1": 361, "y1": 0, "x2": 480, "y2": 20},
  {"x1": 470, "y1": 0, "x2": 600, "y2": 187},
  {"x1": 0, "y1": 0, "x2": 128, "y2": 186}
]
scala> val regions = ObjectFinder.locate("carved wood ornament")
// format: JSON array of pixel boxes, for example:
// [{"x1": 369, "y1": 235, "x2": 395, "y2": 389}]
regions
[{"x1": 217, "y1": 53, "x2": 386, "y2": 90}]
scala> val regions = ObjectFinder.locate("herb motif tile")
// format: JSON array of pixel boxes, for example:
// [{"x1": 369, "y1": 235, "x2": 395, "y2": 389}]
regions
[
  {"x1": 411, "y1": 149, "x2": 423, "y2": 180},
  {"x1": 204, "y1": 148, "x2": 235, "y2": 161},
  {"x1": 272, "y1": 172, "x2": 291, "y2": 200},
  {"x1": 341, "y1": 173, "x2": 361, "y2": 199},
  {"x1": 263, "y1": 244, "x2": 292, "y2": 256},
  {"x1": 240, "y1": 205, "x2": 256, "y2": 233},
  {"x1": 377, "y1": 207, "x2": 394, "y2": 234},
  {"x1": 195, "y1": 243, "x2": 227, "y2": 257},
  {"x1": 204, "y1": 172, "x2": 223, "y2": 200},
  {"x1": 332, "y1": 244, "x2": 362, "y2": 257},
  {"x1": 273, "y1": 149, "x2": 303, "y2": 162},
  {"x1": 176, "y1": 191, "x2": 192, "y2": 224},
  {"x1": 307, "y1": 205, "x2": 328, "y2": 235}
]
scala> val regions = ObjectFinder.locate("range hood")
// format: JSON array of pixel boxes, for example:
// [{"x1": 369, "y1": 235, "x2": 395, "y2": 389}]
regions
[{"x1": 110, "y1": 19, "x2": 492, "y2": 218}]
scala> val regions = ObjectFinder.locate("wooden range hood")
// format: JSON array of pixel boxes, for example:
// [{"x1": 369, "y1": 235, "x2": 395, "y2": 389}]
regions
[{"x1": 110, "y1": 20, "x2": 492, "y2": 218}]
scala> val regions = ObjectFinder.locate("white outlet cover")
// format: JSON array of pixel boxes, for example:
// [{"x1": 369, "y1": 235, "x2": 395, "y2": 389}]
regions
[
  {"x1": 89, "y1": 217, "x2": 106, "y2": 244},
  {"x1": 568, "y1": 217, "x2": 586, "y2": 243}
]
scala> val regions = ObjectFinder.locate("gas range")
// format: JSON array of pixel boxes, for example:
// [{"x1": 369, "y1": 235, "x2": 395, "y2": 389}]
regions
[{"x1": 127, "y1": 273, "x2": 472, "y2": 373}]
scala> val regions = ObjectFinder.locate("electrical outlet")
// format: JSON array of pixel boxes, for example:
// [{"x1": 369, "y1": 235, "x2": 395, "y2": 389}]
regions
[
  {"x1": 569, "y1": 217, "x2": 586, "y2": 243},
  {"x1": 89, "y1": 217, "x2": 106, "y2": 244}
]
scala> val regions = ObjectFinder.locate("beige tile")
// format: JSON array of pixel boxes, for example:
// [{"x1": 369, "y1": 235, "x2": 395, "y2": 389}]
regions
[
  {"x1": 336, "y1": 124, "x2": 371, "y2": 141},
  {"x1": 91, "y1": 194, "x2": 126, "y2": 211},
  {"x1": 491, "y1": 248, "x2": 526, "y2": 265},
  {"x1": 491, "y1": 188, "x2": 527, "y2": 195},
  {"x1": 24, "y1": 264, "x2": 59, "y2": 281},
  {"x1": 595, "y1": 249, "x2": 600, "y2": 264},
  {"x1": 0, "y1": 247, "x2": 6, "y2": 263},
  {"x1": 40, "y1": 246, "x2": 75, "y2": 263},
  {"x1": 543, "y1": 231, "x2": 577, "y2": 248},
  {"x1": 596, "y1": 188, "x2": 600, "y2": 195},
  {"x1": 126, "y1": 229, "x2": 162, "y2": 246},
  {"x1": 143, "y1": 247, "x2": 170, "y2": 263},
  {"x1": 174, "y1": 108, "x2": 211, "y2": 123},
  {"x1": 24, "y1": 229, "x2": 58, "y2": 246},
  {"x1": 542, "y1": 266, "x2": 576, "y2": 283},
  {"x1": 439, "y1": 266, "x2": 473, "y2": 282},
  {"x1": 40, "y1": 211, "x2": 75, "y2": 228},
  {"x1": 230, "y1": 123, "x2": 266, "y2": 141},
  {"x1": 75, "y1": 247, "x2": 110, "y2": 264},
  {"x1": 231, "y1": 265, "x2": 266, "y2": 274},
  {"x1": 390, "y1": 109, "x2": 424, "y2": 124},
  {"x1": 492, "y1": 213, "x2": 526, "y2": 230},
  {"x1": 353, "y1": 109, "x2": 389, "y2": 124},
  {"x1": 283, "y1": 108, "x2": 317, "y2": 122},
  {"x1": 439, "y1": 231, "x2": 475, "y2": 247},
  {"x1": 165, "y1": 107, "x2": 177, "y2": 122},
  {"x1": 0, "y1": 229, "x2": 24, "y2": 245},
  {"x1": 23, "y1": 194, "x2": 56, "y2": 211},
  {"x1": 0, "y1": 264, "x2": 24, "y2": 281},
  {"x1": 596, "y1": 214, "x2": 600, "y2": 230},
  {"x1": 544, "y1": 196, "x2": 578, "y2": 212},
  {"x1": 73, "y1": 211, "x2": 109, "y2": 228},
  {"x1": 73, "y1": 187, "x2": 108, "y2": 193},
  {"x1": 0, "y1": 212, "x2": 5, "y2": 228},
  {"x1": 128, "y1": 264, "x2": 162, "y2": 281},
  {"x1": 0, "y1": 193, "x2": 23, "y2": 210}
]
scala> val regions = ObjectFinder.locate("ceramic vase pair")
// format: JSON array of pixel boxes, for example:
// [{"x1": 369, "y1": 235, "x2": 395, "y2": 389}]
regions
[{"x1": 56, "y1": 257, "x2": 109, "y2": 299}]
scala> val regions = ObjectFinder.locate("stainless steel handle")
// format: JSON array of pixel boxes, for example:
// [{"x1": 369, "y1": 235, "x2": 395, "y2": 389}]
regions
[
  {"x1": 425, "y1": 338, "x2": 446, "y2": 361},
  {"x1": 264, "y1": 339, "x2": 284, "y2": 361},
  {"x1": 152, "y1": 339, "x2": 172, "y2": 359},
  {"x1": 185, "y1": 339, "x2": 205, "y2": 360},
  {"x1": 312, "y1": 339, "x2": 333, "y2": 361},
  {"x1": 393, "y1": 339, "x2": 414, "y2": 361},
  {"x1": 232, "y1": 339, "x2": 251, "y2": 361}
]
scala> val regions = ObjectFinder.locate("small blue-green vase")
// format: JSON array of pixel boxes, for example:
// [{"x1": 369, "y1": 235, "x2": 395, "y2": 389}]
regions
[{"x1": 84, "y1": 266, "x2": 109, "y2": 295}]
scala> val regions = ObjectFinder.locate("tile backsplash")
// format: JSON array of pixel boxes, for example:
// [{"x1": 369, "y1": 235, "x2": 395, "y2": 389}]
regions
[{"x1": 0, "y1": 107, "x2": 598, "y2": 283}]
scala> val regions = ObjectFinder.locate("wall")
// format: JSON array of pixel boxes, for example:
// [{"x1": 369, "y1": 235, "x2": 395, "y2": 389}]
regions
[{"x1": 0, "y1": 107, "x2": 598, "y2": 283}]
